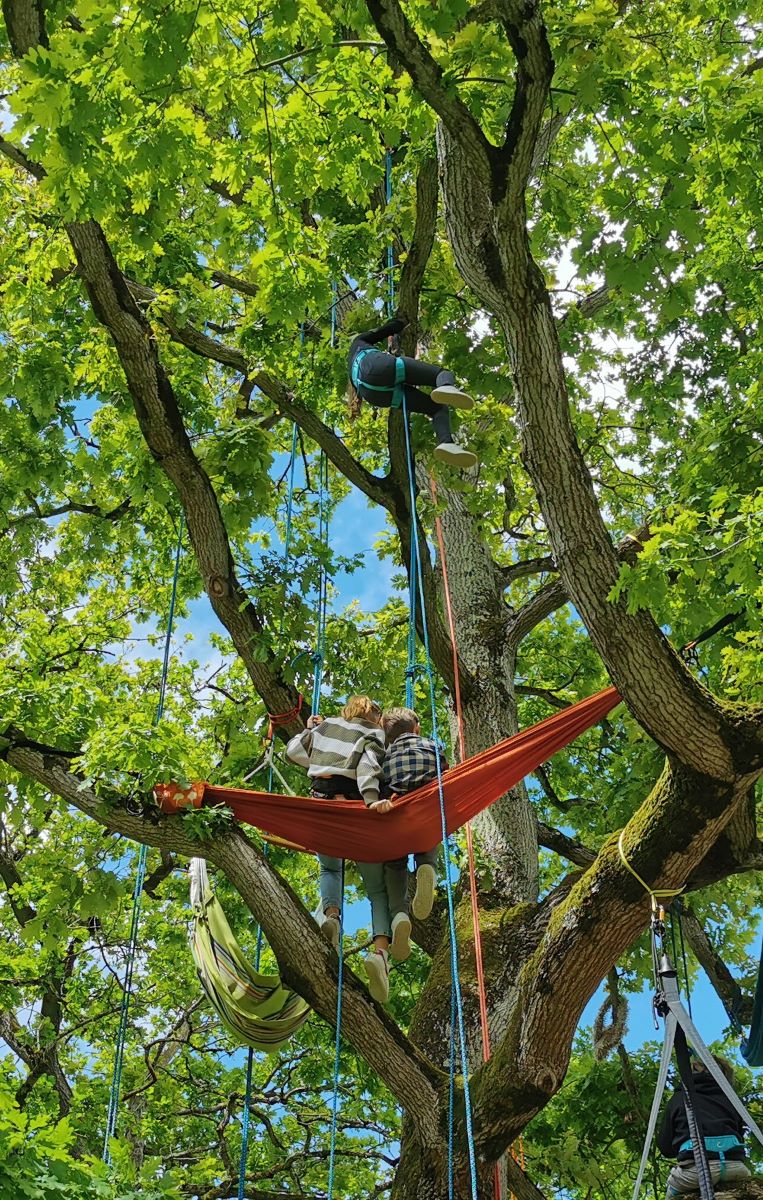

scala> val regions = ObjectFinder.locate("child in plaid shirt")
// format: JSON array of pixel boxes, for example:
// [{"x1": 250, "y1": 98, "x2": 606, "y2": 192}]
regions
[{"x1": 380, "y1": 707, "x2": 443, "y2": 963}]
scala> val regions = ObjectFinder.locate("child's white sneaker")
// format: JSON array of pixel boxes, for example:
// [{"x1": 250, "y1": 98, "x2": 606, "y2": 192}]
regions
[
  {"x1": 364, "y1": 948, "x2": 390, "y2": 1004},
  {"x1": 390, "y1": 912, "x2": 412, "y2": 962},
  {"x1": 411, "y1": 865, "x2": 437, "y2": 920},
  {"x1": 431, "y1": 385, "x2": 474, "y2": 410},
  {"x1": 434, "y1": 442, "x2": 478, "y2": 470},
  {"x1": 320, "y1": 914, "x2": 340, "y2": 952}
]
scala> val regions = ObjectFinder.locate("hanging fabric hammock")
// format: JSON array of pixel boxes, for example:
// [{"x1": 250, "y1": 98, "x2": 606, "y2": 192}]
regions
[
  {"x1": 741, "y1": 939, "x2": 763, "y2": 1066},
  {"x1": 157, "y1": 686, "x2": 620, "y2": 863},
  {"x1": 189, "y1": 858, "x2": 310, "y2": 1051}
]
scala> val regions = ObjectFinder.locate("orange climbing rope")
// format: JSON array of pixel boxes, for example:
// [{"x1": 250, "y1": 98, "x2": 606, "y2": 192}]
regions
[{"x1": 431, "y1": 474, "x2": 525, "y2": 1200}]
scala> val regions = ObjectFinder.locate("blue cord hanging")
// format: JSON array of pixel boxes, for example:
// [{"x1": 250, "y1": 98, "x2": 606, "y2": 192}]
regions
[
  {"x1": 385, "y1": 149, "x2": 395, "y2": 317},
  {"x1": 401, "y1": 397, "x2": 480, "y2": 1199},
  {"x1": 237, "y1": 389, "x2": 303, "y2": 1199},
  {"x1": 103, "y1": 517, "x2": 185, "y2": 1164},
  {"x1": 327, "y1": 861, "x2": 346, "y2": 1200}
]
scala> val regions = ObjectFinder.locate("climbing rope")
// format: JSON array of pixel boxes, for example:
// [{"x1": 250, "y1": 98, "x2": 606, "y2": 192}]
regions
[
  {"x1": 669, "y1": 898, "x2": 693, "y2": 1019},
  {"x1": 402, "y1": 395, "x2": 479, "y2": 1199},
  {"x1": 236, "y1": 406, "x2": 303, "y2": 1199},
  {"x1": 327, "y1": 861, "x2": 346, "y2": 1200},
  {"x1": 385, "y1": 148, "x2": 395, "y2": 317},
  {"x1": 103, "y1": 517, "x2": 184, "y2": 1163},
  {"x1": 430, "y1": 475, "x2": 501, "y2": 1200},
  {"x1": 311, "y1": 292, "x2": 335, "y2": 711}
]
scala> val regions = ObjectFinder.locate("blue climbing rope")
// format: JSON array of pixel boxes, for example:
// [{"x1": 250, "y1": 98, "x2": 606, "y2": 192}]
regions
[
  {"x1": 401, "y1": 396, "x2": 480, "y2": 1199},
  {"x1": 311, "y1": 289, "x2": 336, "y2": 714},
  {"x1": 327, "y1": 861, "x2": 346, "y2": 1199},
  {"x1": 237, "y1": 1049, "x2": 255, "y2": 1200},
  {"x1": 405, "y1": 531, "x2": 419, "y2": 708},
  {"x1": 385, "y1": 149, "x2": 395, "y2": 317},
  {"x1": 237, "y1": 393, "x2": 303, "y2": 1199},
  {"x1": 103, "y1": 517, "x2": 185, "y2": 1164}
]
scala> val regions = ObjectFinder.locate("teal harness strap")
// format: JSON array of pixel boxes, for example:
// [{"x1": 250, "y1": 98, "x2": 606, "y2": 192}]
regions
[
  {"x1": 351, "y1": 348, "x2": 406, "y2": 407},
  {"x1": 679, "y1": 1134, "x2": 743, "y2": 1178}
]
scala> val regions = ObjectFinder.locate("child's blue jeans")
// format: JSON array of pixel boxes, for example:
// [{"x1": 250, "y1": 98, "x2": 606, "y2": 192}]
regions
[{"x1": 319, "y1": 856, "x2": 392, "y2": 939}]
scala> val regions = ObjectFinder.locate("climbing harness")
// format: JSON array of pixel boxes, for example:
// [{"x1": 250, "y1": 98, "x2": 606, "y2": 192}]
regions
[
  {"x1": 102, "y1": 517, "x2": 184, "y2": 1164},
  {"x1": 630, "y1": 900, "x2": 763, "y2": 1200},
  {"x1": 402, "y1": 392, "x2": 480, "y2": 1200},
  {"x1": 351, "y1": 347, "x2": 406, "y2": 408}
]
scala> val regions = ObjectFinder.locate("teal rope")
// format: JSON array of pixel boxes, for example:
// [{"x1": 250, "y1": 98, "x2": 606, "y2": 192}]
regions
[
  {"x1": 103, "y1": 517, "x2": 184, "y2": 1163},
  {"x1": 320, "y1": 283, "x2": 343, "y2": 1198},
  {"x1": 401, "y1": 398, "x2": 479, "y2": 1198},
  {"x1": 237, "y1": 1048, "x2": 254, "y2": 1200},
  {"x1": 405, "y1": 532, "x2": 419, "y2": 708},
  {"x1": 327, "y1": 861, "x2": 346, "y2": 1199},
  {"x1": 385, "y1": 149, "x2": 395, "y2": 316},
  {"x1": 311, "y1": 289, "x2": 335, "y2": 715}
]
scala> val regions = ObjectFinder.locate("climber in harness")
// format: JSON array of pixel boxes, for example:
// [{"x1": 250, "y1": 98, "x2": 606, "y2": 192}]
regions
[
  {"x1": 347, "y1": 315, "x2": 479, "y2": 470},
  {"x1": 657, "y1": 1054, "x2": 752, "y2": 1197}
]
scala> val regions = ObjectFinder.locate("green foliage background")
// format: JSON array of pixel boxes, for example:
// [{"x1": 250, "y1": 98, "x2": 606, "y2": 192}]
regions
[{"x1": 0, "y1": 0, "x2": 761, "y2": 1195}]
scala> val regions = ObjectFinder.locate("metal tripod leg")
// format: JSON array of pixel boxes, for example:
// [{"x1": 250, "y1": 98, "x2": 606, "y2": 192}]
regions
[{"x1": 632, "y1": 1007, "x2": 677, "y2": 1200}]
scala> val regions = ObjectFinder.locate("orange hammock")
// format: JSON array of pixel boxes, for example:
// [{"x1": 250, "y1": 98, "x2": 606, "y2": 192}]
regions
[{"x1": 155, "y1": 687, "x2": 620, "y2": 863}]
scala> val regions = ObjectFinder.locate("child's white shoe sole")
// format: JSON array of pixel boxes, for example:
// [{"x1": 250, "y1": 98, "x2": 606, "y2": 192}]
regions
[
  {"x1": 434, "y1": 443, "x2": 478, "y2": 470},
  {"x1": 364, "y1": 953, "x2": 390, "y2": 1004},
  {"x1": 390, "y1": 913, "x2": 412, "y2": 962},
  {"x1": 431, "y1": 385, "x2": 475, "y2": 410},
  {"x1": 412, "y1": 865, "x2": 436, "y2": 921}
]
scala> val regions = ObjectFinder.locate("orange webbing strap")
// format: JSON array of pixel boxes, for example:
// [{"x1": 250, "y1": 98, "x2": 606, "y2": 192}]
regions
[
  {"x1": 266, "y1": 693, "x2": 304, "y2": 740},
  {"x1": 430, "y1": 476, "x2": 503, "y2": 1200}
]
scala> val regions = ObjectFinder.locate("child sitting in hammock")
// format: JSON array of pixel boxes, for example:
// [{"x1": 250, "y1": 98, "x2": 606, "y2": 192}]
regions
[
  {"x1": 347, "y1": 314, "x2": 479, "y2": 470},
  {"x1": 285, "y1": 695, "x2": 395, "y2": 1004},
  {"x1": 378, "y1": 706, "x2": 444, "y2": 964}
]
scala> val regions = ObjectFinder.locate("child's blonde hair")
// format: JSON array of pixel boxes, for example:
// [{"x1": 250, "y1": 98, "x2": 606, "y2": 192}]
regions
[
  {"x1": 342, "y1": 695, "x2": 381, "y2": 723},
  {"x1": 381, "y1": 707, "x2": 419, "y2": 743}
]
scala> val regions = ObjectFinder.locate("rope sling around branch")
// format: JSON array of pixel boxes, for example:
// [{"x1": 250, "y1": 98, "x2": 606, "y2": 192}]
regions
[{"x1": 103, "y1": 517, "x2": 185, "y2": 1164}]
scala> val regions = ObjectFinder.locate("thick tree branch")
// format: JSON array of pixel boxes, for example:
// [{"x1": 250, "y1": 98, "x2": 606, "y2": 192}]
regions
[
  {"x1": 364, "y1": 0, "x2": 495, "y2": 186},
  {"x1": 62, "y1": 220, "x2": 305, "y2": 735},
  {"x1": 2, "y1": 731, "x2": 444, "y2": 1147},
  {"x1": 536, "y1": 822, "x2": 595, "y2": 867},
  {"x1": 492, "y1": 0, "x2": 555, "y2": 203},
  {"x1": 501, "y1": 555, "x2": 555, "y2": 585},
  {"x1": 677, "y1": 901, "x2": 753, "y2": 1026},
  {"x1": 1, "y1": 0, "x2": 47, "y2": 58},
  {"x1": 467, "y1": 755, "x2": 763, "y2": 1160}
]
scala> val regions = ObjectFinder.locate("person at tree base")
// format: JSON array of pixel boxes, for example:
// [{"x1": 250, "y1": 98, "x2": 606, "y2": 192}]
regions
[
  {"x1": 379, "y1": 706, "x2": 443, "y2": 964},
  {"x1": 347, "y1": 315, "x2": 479, "y2": 470},
  {"x1": 285, "y1": 695, "x2": 395, "y2": 1004},
  {"x1": 657, "y1": 1055, "x2": 752, "y2": 1197}
]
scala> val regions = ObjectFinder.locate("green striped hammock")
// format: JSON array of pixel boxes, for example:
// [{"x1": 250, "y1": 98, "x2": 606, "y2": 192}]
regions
[{"x1": 190, "y1": 859, "x2": 310, "y2": 1052}]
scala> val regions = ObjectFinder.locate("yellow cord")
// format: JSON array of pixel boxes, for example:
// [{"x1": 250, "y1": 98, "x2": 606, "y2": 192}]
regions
[{"x1": 617, "y1": 829, "x2": 684, "y2": 900}]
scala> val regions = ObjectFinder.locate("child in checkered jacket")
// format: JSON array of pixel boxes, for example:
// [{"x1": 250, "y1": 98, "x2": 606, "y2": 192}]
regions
[{"x1": 380, "y1": 706, "x2": 443, "y2": 964}]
